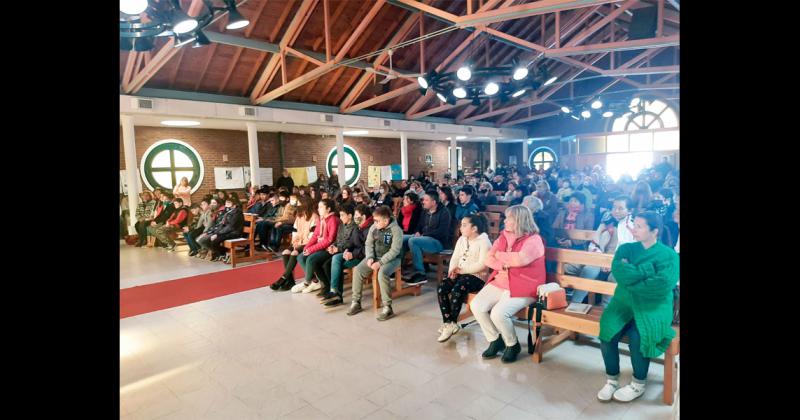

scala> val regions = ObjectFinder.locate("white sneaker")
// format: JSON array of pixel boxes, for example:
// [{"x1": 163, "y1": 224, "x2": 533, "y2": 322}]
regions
[
  {"x1": 437, "y1": 322, "x2": 460, "y2": 343},
  {"x1": 291, "y1": 282, "x2": 309, "y2": 293},
  {"x1": 302, "y1": 282, "x2": 322, "y2": 293},
  {"x1": 437, "y1": 323, "x2": 446, "y2": 334},
  {"x1": 597, "y1": 379, "x2": 620, "y2": 402},
  {"x1": 612, "y1": 382, "x2": 645, "y2": 402}
]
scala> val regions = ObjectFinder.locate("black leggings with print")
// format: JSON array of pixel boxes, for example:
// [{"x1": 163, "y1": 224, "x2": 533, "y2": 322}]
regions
[{"x1": 437, "y1": 274, "x2": 485, "y2": 323}]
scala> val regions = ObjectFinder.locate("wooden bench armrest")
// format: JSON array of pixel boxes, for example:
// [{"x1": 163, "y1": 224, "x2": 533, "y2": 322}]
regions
[{"x1": 547, "y1": 273, "x2": 617, "y2": 295}]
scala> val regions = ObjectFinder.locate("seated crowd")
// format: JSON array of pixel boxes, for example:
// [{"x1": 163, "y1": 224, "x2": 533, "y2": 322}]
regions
[{"x1": 128, "y1": 160, "x2": 679, "y2": 403}]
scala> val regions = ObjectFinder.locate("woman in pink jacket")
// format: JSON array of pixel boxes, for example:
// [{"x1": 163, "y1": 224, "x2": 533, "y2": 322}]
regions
[
  {"x1": 470, "y1": 205, "x2": 546, "y2": 363},
  {"x1": 294, "y1": 198, "x2": 340, "y2": 294}
]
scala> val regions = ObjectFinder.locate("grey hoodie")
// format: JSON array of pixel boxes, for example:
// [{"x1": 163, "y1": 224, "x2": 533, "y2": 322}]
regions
[{"x1": 365, "y1": 217, "x2": 404, "y2": 265}]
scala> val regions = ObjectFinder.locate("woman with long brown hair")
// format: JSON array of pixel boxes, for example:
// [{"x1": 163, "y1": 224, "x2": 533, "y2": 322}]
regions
[{"x1": 271, "y1": 196, "x2": 320, "y2": 291}]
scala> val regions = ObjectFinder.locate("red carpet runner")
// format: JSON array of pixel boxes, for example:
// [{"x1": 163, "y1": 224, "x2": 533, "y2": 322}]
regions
[{"x1": 120, "y1": 260, "x2": 304, "y2": 319}]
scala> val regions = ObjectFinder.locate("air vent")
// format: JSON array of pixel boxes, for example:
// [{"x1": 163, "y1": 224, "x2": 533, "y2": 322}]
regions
[
  {"x1": 131, "y1": 98, "x2": 153, "y2": 109},
  {"x1": 467, "y1": 127, "x2": 473, "y2": 132},
  {"x1": 428, "y1": 123, "x2": 436, "y2": 130},
  {"x1": 320, "y1": 114, "x2": 335, "y2": 123},
  {"x1": 383, "y1": 119, "x2": 391, "y2": 127},
  {"x1": 239, "y1": 106, "x2": 257, "y2": 117}
]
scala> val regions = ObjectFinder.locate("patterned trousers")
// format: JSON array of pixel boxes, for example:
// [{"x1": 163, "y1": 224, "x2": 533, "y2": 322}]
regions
[{"x1": 437, "y1": 274, "x2": 484, "y2": 323}]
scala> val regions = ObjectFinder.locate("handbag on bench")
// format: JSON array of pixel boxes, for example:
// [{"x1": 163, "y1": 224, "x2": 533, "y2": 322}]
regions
[{"x1": 526, "y1": 283, "x2": 569, "y2": 354}]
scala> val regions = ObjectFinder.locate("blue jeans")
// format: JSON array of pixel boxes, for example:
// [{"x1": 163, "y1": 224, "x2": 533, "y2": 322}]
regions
[
  {"x1": 269, "y1": 224, "x2": 294, "y2": 249},
  {"x1": 183, "y1": 232, "x2": 200, "y2": 252},
  {"x1": 328, "y1": 253, "x2": 361, "y2": 295},
  {"x1": 565, "y1": 263, "x2": 602, "y2": 304},
  {"x1": 600, "y1": 320, "x2": 650, "y2": 382},
  {"x1": 405, "y1": 235, "x2": 443, "y2": 274}
]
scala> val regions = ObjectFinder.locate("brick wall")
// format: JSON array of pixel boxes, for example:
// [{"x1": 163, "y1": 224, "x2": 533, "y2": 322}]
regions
[{"x1": 120, "y1": 126, "x2": 541, "y2": 201}]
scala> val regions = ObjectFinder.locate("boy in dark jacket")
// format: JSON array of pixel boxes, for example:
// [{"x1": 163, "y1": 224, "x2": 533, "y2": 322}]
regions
[
  {"x1": 404, "y1": 191, "x2": 452, "y2": 285},
  {"x1": 197, "y1": 195, "x2": 244, "y2": 261},
  {"x1": 321, "y1": 204, "x2": 373, "y2": 307}
]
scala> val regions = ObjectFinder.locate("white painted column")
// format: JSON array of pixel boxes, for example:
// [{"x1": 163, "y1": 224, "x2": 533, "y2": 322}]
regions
[
  {"x1": 489, "y1": 137, "x2": 497, "y2": 171},
  {"x1": 400, "y1": 132, "x2": 409, "y2": 180},
  {"x1": 450, "y1": 137, "x2": 458, "y2": 179},
  {"x1": 336, "y1": 129, "x2": 346, "y2": 186},
  {"x1": 522, "y1": 139, "x2": 529, "y2": 168},
  {"x1": 121, "y1": 115, "x2": 140, "y2": 235},
  {"x1": 246, "y1": 122, "x2": 260, "y2": 186}
]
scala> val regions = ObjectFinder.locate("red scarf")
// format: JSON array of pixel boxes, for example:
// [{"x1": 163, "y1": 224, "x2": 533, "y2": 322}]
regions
[
  {"x1": 401, "y1": 203, "x2": 417, "y2": 232},
  {"x1": 564, "y1": 203, "x2": 584, "y2": 230},
  {"x1": 359, "y1": 216, "x2": 374, "y2": 230}
]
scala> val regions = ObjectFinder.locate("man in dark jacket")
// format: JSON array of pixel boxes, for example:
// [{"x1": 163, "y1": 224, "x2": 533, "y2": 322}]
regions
[
  {"x1": 533, "y1": 180, "x2": 560, "y2": 228},
  {"x1": 404, "y1": 190, "x2": 452, "y2": 285},
  {"x1": 197, "y1": 196, "x2": 244, "y2": 261},
  {"x1": 275, "y1": 169, "x2": 295, "y2": 192}
]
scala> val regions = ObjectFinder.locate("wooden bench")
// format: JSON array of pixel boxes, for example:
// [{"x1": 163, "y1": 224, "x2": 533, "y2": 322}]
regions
[
  {"x1": 370, "y1": 266, "x2": 422, "y2": 312},
  {"x1": 484, "y1": 212, "x2": 501, "y2": 241},
  {"x1": 485, "y1": 204, "x2": 509, "y2": 214},
  {"x1": 223, "y1": 213, "x2": 270, "y2": 268},
  {"x1": 537, "y1": 247, "x2": 680, "y2": 405}
]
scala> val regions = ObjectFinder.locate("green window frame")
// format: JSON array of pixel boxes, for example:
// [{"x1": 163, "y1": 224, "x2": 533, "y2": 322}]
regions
[
  {"x1": 326, "y1": 145, "x2": 361, "y2": 187},
  {"x1": 140, "y1": 140, "x2": 204, "y2": 193}
]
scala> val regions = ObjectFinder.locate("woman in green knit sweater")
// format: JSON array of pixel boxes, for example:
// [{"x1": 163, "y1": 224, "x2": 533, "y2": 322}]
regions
[{"x1": 596, "y1": 211, "x2": 679, "y2": 403}]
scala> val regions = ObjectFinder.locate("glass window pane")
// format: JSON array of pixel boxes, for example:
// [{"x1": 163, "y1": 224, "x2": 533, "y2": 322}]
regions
[
  {"x1": 534, "y1": 152, "x2": 543, "y2": 162},
  {"x1": 643, "y1": 114, "x2": 659, "y2": 129},
  {"x1": 653, "y1": 130, "x2": 680, "y2": 150},
  {"x1": 660, "y1": 108, "x2": 679, "y2": 128},
  {"x1": 629, "y1": 132, "x2": 653, "y2": 151},
  {"x1": 646, "y1": 100, "x2": 667, "y2": 115},
  {"x1": 606, "y1": 152, "x2": 654, "y2": 183},
  {"x1": 607, "y1": 134, "x2": 628, "y2": 152},
  {"x1": 175, "y1": 171, "x2": 194, "y2": 185},
  {"x1": 543, "y1": 162, "x2": 552, "y2": 170},
  {"x1": 345, "y1": 153, "x2": 355, "y2": 166},
  {"x1": 543, "y1": 152, "x2": 554, "y2": 162},
  {"x1": 153, "y1": 172, "x2": 173, "y2": 189},
  {"x1": 151, "y1": 150, "x2": 171, "y2": 168},
  {"x1": 173, "y1": 151, "x2": 192, "y2": 168},
  {"x1": 612, "y1": 113, "x2": 630, "y2": 132}
]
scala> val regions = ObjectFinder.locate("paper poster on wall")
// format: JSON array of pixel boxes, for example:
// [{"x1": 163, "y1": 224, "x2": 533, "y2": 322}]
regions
[
  {"x1": 390, "y1": 164, "x2": 403, "y2": 180},
  {"x1": 306, "y1": 166, "x2": 318, "y2": 184},
  {"x1": 259, "y1": 168, "x2": 273, "y2": 186},
  {"x1": 368, "y1": 166, "x2": 382, "y2": 187},
  {"x1": 243, "y1": 167, "x2": 251, "y2": 186},
  {"x1": 509, "y1": 155, "x2": 517, "y2": 165},
  {"x1": 214, "y1": 167, "x2": 245, "y2": 189},
  {"x1": 380, "y1": 166, "x2": 392, "y2": 183}
]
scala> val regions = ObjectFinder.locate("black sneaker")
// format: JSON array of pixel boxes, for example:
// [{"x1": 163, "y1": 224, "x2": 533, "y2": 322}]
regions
[
  {"x1": 278, "y1": 279, "x2": 295, "y2": 291},
  {"x1": 260, "y1": 244, "x2": 270, "y2": 251},
  {"x1": 323, "y1": 296, "x2": 344, "y2": 307},
  {"x1": 319, "y1": 291, "x2": 338, "y2": 301},
  {"x1": 481, "y1": 337, "x2": 506, "y2": 359},
  {"x1": 501, "y1": 342, "x2": 521, "y2": 363},
  {"x1": 188, "y1": 250, "x2": 198, "y2": 257},
  {"x1": 316, "y1": 287, "x2": 330, "y2": 298},
  {"x1": 270, "y1": 276, "x2": 286, "y2": 290},
  {"x1": 405, "y1": 273, "x2": 428, "y2": 286}
]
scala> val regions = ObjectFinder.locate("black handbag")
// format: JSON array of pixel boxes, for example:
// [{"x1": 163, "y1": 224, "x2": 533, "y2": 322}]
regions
[{"x1": 672, "y1": 284, "x2": 680, "y2": 325}]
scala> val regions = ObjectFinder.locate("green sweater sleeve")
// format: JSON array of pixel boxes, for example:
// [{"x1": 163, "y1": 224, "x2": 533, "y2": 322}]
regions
[
  {"x1": 365, "y1": 225, "x2": 376, "y2": 261},
  {"x1": 611, "y1": 244, "x2": 653, "y2": 286},
  {"x1": 626, "y1": 251, "x2": 679, "y2": 301}
]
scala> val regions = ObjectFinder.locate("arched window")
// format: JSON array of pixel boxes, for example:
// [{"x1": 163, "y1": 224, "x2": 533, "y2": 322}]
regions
[
  {"x1": 325, "y1": 145, "x2": 362, "y2": 187},
  {"x1": 528, "y1": 146, "x2": 557, "y2": 170},
  {"x1": 140, "y1": 140, "x2": 204, "y2": 193},
  {"x1": 611, "y1": 98, "x2": 678, "y2": 132}
]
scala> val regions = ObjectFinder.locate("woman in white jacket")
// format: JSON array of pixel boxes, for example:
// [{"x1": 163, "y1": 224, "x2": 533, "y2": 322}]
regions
[{"x1": 437, "y1": 213, "x2": 493, "y2": 342}]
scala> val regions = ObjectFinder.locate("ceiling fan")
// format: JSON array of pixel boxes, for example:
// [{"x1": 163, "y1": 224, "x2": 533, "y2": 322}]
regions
[{"x1": 366, "y1": 49, "x2": 422, "y2": 85}]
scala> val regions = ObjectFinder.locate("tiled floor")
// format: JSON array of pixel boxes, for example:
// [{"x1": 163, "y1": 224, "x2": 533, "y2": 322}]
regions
[
  {"x1": 120, "y1": 243, "x2": 240, "y2": 288},
  {"x1": 120, "y1": 259, "x2": 677, "y2": 420}
]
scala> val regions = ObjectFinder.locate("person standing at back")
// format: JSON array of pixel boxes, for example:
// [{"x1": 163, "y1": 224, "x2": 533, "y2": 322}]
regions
[
  {"x1": 276, "y1": 168, "x2": 295, "y2": 192},
  {"x1": 173, "y1": 177, "x2": 192, "y2": 208}
]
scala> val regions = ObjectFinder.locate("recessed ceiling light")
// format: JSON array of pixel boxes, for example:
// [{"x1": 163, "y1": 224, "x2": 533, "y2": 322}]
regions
[
  {"x1": 343, "y1": 130, "x2": 369, "y2": 135},
  {"x1": 161, "y1": 120, "x2": 200, "y2": 126}
]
